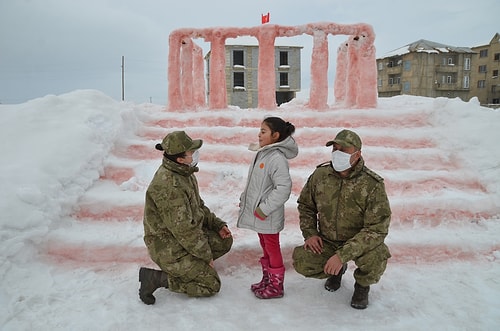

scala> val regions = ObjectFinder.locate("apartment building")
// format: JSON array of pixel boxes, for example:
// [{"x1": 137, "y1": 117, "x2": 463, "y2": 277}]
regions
[
  {"x1": 206, "y1": 45, "x2": 302, "y2": 109},
  {"x1": 376, "y1": 39, "x2": 474, "y2": 101},
  {"x1": 377, "y1": 34, "x2": 500, "y2": 107},
  {"x1": 470, "y1": 33, "x2": 500, "y2": 106}
]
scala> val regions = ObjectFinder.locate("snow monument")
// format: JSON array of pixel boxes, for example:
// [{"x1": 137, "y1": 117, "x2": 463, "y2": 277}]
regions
[{"x1": 167, "y1": 22, "x2": 378, "y2": 111}]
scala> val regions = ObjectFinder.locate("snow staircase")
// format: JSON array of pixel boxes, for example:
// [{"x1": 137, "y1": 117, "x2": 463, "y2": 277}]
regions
[{"x1": 45, "y1": 102, "x2": 499, "y2": 269}]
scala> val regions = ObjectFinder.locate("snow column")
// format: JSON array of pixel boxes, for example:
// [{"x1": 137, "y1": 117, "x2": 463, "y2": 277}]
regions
[
  {"x1": 257, "y1": 24, "x2": 277, "y2": 109},
  {"x1": 207, "y1": 29, "x2": 228, "y2": 109},
  {"x1": 344, "y1": 36, "x2": 360, "y2": 108},
  {"x1": 334, "y1": 42, "x2": 348, "y2": 105},
  {"x1": 167, "y1": 32, "x2": 182, "y2": 111},
  {"x1": 355, "y1": 34, "x2": 377, "y2": 108},
  {"x1": 181, "y1": 38, "x2": 194, "y2": 110},
  {"x1": 308, "y1": 30, "x2": 329, "y2": 110},
  {"x1": 193, "y1": 43, "x2": 206, "y2": 107}
]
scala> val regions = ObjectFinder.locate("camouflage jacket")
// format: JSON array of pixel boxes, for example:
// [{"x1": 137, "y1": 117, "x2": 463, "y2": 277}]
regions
[
  {"x1": 297, "y1": 158, "x2": 391, "y2": 263},
  {"x1": 143, "y1": 157, "x2": 227, "y2": 264}
]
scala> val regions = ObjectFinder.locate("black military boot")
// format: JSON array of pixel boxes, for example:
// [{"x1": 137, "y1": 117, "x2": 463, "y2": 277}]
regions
[
  {"x1": 324, "y1": 263, "x2": 347, "y2": 292},
  {"x1": 350, "y1": 282, "x2": 370, "y2": 309},
  {"x1": 139, "y1": 267, "x2": 169, "y2": 305}
]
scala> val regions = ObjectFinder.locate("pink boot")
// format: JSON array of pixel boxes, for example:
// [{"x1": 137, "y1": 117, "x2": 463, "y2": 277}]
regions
[
  {"x1": 254, "y1": 266, "x2": 284, "y2": 299},
  {"x1": 250, "y1": 258, "x2": 269, "y2": 292}
]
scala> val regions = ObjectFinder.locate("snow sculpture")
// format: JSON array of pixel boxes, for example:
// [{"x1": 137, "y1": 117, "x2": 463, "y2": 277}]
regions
[{"x1": 167, "y1": 22, "x2": 377, "y2": 111}]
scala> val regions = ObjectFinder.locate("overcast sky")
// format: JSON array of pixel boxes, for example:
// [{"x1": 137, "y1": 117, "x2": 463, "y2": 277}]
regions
[{"x1": 1, "y1": 0, "x2": 498, "y2": 105}]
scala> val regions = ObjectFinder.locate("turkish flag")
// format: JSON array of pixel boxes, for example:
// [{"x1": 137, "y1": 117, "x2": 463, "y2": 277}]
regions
[{"x1": 261, "y1": 12, "x2": 270, "y2": 24}]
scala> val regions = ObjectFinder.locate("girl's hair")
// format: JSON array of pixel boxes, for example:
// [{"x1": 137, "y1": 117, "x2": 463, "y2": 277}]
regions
[{"x1": 263, "y1": 117, "x2": 295, "y2": 142}]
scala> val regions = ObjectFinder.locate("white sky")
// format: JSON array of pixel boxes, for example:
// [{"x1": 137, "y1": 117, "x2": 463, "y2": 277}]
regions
[{"x1": 1, "y1": 0, "x2": 498, "y2": 104}]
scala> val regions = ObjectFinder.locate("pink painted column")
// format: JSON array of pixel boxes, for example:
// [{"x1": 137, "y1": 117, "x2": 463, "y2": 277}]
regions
[
  {"x1": 167, "y1": 32, "x2": 182, "y2": 111},
  {"x1": 181, "y1": 38, "x2": 194, "y2": 110},
  {"x1": 257, "y1": 25, "x2": 277, "y2": 109},
  {"x1": 344, "y1": 36, "x2": 360, "y2": 108},
  {"x1": 207, "y1": 30, "x2": 227, "y2": 109},
  {"x1": 334, "y1": 41, "x2": 348, "y2": 105},
  {"x1": 355, "y1": 35, "x2": 377, "y2": 108},
  {"x1": 192, "y1": 43, "x2": 206, "y2": 108},
  {"x1": 308, "y1": 30, "x2": 329, "y2": 110}
]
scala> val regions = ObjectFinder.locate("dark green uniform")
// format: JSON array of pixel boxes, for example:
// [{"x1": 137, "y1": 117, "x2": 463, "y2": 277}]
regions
[
  {"x1": 143, "y1": 157, "x2": 233, "y2": 297},
  {"x1": 293, "y1": 158, "x2": 391, "y2": 287}
]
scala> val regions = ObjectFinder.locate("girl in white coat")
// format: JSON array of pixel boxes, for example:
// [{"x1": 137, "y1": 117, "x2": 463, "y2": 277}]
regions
[{"x1": 237, "y1": 117, "x2": 298, "y2": 299}]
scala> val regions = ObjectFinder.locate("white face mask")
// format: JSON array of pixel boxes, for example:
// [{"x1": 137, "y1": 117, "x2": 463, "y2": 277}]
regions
[
  {"x1": 331, "y1": 150, "x2": 354, "y2": 172},
  {"x1": 190, "y1": 150, "x2": 200, "y2": 167}
]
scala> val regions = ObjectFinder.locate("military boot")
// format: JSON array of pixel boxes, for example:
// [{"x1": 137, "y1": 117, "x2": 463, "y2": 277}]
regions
[
  {"x1": 139, "y1": 267, "x2": 169, "y2": 305},
  {"x1": 324, "y1": 263, "x2": 347, "y2": 292},
  {"x1": 350, "y1": 282, "x2": 370, "y2": 309}
]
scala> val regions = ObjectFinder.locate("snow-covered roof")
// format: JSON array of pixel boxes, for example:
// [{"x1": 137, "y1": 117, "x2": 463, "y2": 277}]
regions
[{"x1": 379, "y1": 39, "x2": 475, "y2": 59}]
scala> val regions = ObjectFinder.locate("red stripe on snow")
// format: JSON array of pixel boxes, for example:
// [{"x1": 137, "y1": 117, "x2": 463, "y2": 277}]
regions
[{"x1": 44, "y1": 241, "x2": 499, "y2": 266}]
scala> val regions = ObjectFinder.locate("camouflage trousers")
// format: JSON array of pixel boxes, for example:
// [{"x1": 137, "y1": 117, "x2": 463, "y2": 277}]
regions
[
  {"x1": 292, "y1": 240, "x2": 390, "y2": 287},
  {"x1": 151, "y1": 229, "x2": 233, "y2": 297}
]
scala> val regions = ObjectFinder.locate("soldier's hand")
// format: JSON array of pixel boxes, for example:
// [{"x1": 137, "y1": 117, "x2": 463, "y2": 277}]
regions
[
  {"x1": 219, "y1": 225, "x2": 232, "y2": 239},
  {"x1": 324, "y1": 254, "x2": 343, "y2": 275},
  {"x1": 304, "y1": 235, "x2": 323, "y2": 254},
  {"x1": 209, "y1": 259, "x2": 214, "y2": 268}
]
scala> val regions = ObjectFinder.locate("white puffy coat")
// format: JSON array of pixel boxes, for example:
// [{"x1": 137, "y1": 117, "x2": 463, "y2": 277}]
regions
[{"x1": 237, "y1": 136, "x2": 298, "y2": 234}]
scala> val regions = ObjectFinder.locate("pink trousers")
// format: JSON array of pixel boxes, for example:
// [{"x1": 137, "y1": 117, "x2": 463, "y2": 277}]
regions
[{"x1": 258, "y1": 233, "x2": 284, "y2": 268}]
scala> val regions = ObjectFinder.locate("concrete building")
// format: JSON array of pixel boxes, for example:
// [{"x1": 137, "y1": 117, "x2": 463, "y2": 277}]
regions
[
  {"x1": 376, "y1": 39, "x2": 474, "y2": 101},
  {"x1": 206, "y1": 45, "x2": 302, "y2": 109},
  {"x1": 376, "y1": 34, "x2": 500, "y2": 108},
  {"x1": 470, "y1": 33, "x2": 500, "y2": 107}
]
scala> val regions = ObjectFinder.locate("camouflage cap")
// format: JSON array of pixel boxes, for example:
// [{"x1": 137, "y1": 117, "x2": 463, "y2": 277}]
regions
[
  {"x1": 326, "y1": 129, "x2": 362, "y2": 149},
  {"x1": 155, "y1": 131, "x2": 203, "y2": 155}
]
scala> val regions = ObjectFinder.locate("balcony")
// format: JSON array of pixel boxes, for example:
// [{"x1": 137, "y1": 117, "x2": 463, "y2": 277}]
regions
[
  {"x1": 435, "y1": 64, "x2": 459, "y2": 73},
  {"x1": 379, "y1": 84, "x2": 401, "y2": 92},
  {"x1": 386, "y1": 66, "x2": 402, "y2": 74}
]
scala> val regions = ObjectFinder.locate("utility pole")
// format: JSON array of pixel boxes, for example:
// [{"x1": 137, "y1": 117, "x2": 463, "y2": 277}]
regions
[{"x1": 121, "y1": 56, "x2": 125, "y2": 101}]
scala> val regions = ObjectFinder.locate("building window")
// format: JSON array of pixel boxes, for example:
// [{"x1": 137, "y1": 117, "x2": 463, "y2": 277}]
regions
[
  {"x1": 463, "y1": 75, "x2": 470, "y2": 88},
  {"x1": 479, "y1": 65, "x2": 487, "y2": 73},
  {"x1": 388, "y1": 75, "x2": 400, "y2": 85},
  {"x1": 495, "y1": 53, "x2": 500, "y2": 61},
  {"x1": 403, "y1": 82, "x2": 410, "y2": 92},
  {"x1": 233, "y1": 50, "x2": 244, "y2": 66},
  {"x1": 447, "y1": 76, "x2": 453, "y2": 84},
  {"x1": 280, "y1": 51, "x2": 288, "y2": 66},
  {"x1": 479, "y1": 49, "x2": 488, "y2": 58},
  {"x1": 477, "y1": 80, "x2": 486, "y2": 88},
  {"x1": 464, "y1": 58, "x2": 471, "y2": 71},
  {"x1": 447, "y1": 58, "x2": 454, "y2": 65},
  {"x1": 280, "y1": 72, "x2": 289, "y2": 87},
  {"x1": 378, "y1": 62, "x2": 383, "y2": 71},
  {"x1": 493, "y1": 70, "x2": 499, "y2": 78},
  {"x1": 404, "y1": 61, "x2": 411, "y2": 71},
  {"x1": 378, "y1": 78, "x2": 382, "y2": 87},
  {"x1": 233, "y1": 72, "x2": 244, "y2": 88}
]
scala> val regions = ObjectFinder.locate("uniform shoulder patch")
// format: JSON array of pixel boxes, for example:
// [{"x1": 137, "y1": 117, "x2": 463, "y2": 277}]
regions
[{"x1": 363, "y1": 166, "x2": 384, "y2": 182}]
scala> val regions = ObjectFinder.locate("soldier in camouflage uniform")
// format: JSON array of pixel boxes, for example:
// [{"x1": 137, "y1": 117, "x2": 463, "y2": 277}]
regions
[
  {"x1": 292, "y1": 129, "x2": 391, "y2": 309},
  {"x1": 138, "y1": 131, "x2": 233, "y2": 305}
]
